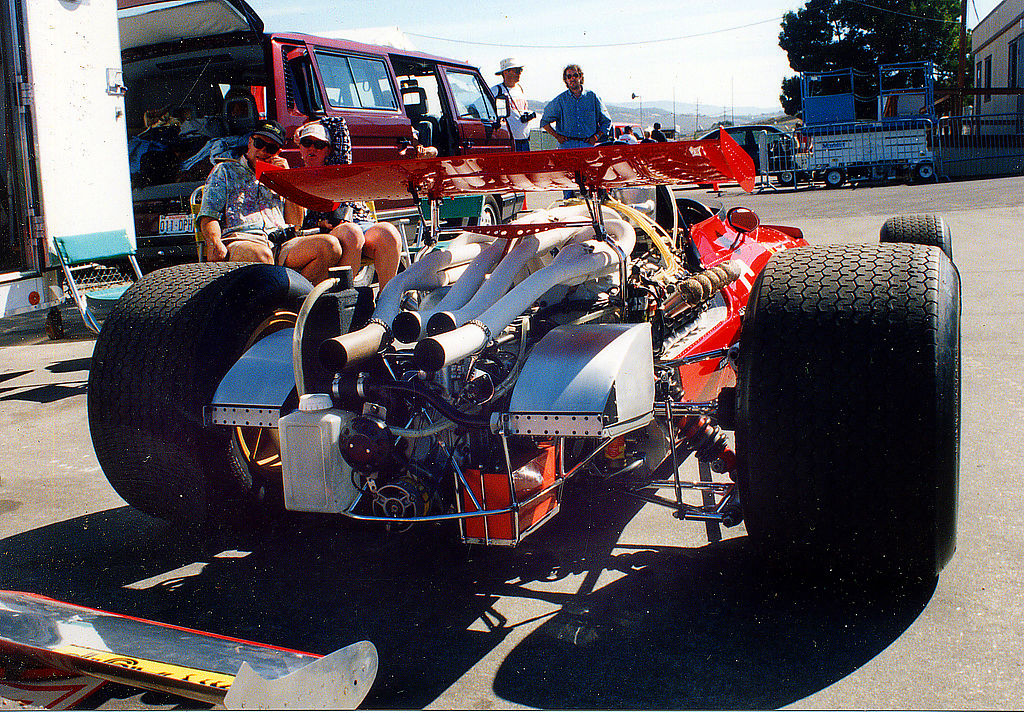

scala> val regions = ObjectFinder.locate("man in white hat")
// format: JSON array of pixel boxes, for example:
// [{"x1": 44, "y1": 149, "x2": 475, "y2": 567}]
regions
[{"x1": 491, "y1": 58, "x2": 533, "y2": 151}]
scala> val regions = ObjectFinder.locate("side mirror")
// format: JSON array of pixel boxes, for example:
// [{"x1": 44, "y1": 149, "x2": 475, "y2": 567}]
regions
[
  {"x1": 726, "y1": 207, "x2": 760, "y2": 234},
  {"x1": 493, "y1": 95, "x2": 510, "y2": 119}
]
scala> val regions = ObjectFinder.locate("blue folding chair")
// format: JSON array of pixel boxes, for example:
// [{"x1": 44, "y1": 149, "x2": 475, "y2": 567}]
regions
[{"x1": 52, "y1": 228, "x2": 143, "y2": 334}]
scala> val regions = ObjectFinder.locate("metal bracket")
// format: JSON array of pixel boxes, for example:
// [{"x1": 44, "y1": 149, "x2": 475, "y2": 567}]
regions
[
  {"x1": 16, "y1": 80, "x2": 33, "y2": 107},
  {"x1": 28, "y1": 215, "x2": 46, "y2": 245},
  {"x1": 106, "y1": 68, "x2": 127, "y2": 97},
  {"x1": 206, "y1": 405, "x2": 280, "y2": 428},
  {"x1": 498, "y1": 412, "x2": 604, "y2": 437}
]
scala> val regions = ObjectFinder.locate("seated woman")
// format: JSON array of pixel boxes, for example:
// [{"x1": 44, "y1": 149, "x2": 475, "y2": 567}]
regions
[{"x1": 286, "y1": 119, "x2": 404, "y2": 288}]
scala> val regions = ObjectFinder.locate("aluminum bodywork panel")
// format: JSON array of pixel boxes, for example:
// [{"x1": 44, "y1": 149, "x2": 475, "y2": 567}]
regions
[
  {"x1": 208, "y1": 328, "x2": 295, "y2": 427},
  {"x1": 506, "y1": 323, "x2": 654, "y2": 438}
]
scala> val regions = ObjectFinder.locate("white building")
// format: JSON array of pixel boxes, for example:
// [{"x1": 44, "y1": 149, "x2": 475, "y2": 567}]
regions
[{"x1": 972, "y1": 0, "x2": 1024, "y2": 118}]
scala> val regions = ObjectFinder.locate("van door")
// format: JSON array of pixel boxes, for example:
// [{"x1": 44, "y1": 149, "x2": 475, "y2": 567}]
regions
[
  {"x1": 440, "y1": 66, "x2": 510, "y2": 155},
  {"x1": 304, "y1": 45, "x2": 410, "y2": 163}
]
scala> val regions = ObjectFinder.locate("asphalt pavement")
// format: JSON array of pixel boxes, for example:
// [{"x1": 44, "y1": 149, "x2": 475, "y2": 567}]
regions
[{"x1": 1, "y1": 174, "x2": 1022, "y2": 709}]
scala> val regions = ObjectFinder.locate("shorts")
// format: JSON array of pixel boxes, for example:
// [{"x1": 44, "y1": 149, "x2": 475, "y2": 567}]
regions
[{"x1": 222, "y1": 231, "x2": 300, "y2": 265}]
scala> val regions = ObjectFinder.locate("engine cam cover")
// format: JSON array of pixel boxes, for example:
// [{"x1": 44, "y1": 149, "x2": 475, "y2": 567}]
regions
[{"x1": 502, "y1": 323, "x2": 654, "y2": 438}]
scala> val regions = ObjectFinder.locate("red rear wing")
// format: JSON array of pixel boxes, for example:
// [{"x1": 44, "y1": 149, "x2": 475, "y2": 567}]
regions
[{"x1": 256, "y1": 132, "x2": 755, "y2": 213}]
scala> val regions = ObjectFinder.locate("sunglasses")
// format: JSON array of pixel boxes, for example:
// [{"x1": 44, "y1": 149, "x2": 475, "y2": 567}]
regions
[
  {"x1": 564, "y1": 73, "x2": 582, "y2": 80},
  {"x1": 251, "y1": 136, "x2": 281, "y2": 154},
  {"x1": 299, "y1": 137, "x2": 330, "y2": 150}
]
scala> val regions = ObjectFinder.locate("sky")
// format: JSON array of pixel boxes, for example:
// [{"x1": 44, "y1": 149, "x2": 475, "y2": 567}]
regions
[{"x1": 246, "y1": 0, "x2": 1005, "y2": 117}]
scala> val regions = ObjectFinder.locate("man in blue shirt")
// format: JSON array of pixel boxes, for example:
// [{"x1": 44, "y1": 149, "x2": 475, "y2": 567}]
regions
[{"x1": 540, "y1": 64, "x2": 612, "y2": 149}]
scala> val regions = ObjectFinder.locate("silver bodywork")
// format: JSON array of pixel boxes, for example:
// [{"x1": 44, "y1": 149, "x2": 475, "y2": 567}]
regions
[
  {"x1": 501, "y1": 323, "x2": 655, "y2": 438},
  {"x1": 206, "y1": 327, "x2": 294, "y2": 428}
]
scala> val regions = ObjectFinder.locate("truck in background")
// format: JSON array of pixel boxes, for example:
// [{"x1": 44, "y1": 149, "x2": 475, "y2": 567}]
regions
[
  {"x1": 795, "y1": 62, "x2": 937, "y2": 188},
  {"x1": 2, "y1": 0, "x2": 522, "y2": 330},
  {"x1": 120, "y1": 0, "x2": 522, "y2": 267}
]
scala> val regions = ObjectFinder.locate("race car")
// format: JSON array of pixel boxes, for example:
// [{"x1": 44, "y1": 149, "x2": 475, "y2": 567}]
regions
[{"x1": 87, "y1": 134, "x2": 960, "y2": 583}]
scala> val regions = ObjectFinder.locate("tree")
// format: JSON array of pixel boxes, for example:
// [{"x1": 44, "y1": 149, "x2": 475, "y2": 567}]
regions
[{"x1": 778, "y1": 0, "x2": 964, "y2": 116}]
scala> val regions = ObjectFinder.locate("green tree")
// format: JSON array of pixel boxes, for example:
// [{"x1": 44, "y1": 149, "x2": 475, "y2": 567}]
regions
[{"x1": 778, "y1": 0, "x2": 964, "y2": 116}]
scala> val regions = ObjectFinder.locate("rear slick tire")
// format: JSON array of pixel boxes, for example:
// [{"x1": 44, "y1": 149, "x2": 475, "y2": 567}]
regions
[
  {"x1": 735, "y1": 244, "x2": 960, "y2": 583},
  {"x1": 880, "y1": 213, "x2": 952, "y2": 261},
  {"x1": 87, "y1": 262, "x2": 312, "y2": 526}
]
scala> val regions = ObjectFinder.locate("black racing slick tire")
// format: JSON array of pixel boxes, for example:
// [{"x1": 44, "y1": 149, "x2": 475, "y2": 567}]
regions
[
  {"x1": 735, "y1": 243, "x2": 960, "y2": 582},
  {"x1": 88, "y1": 262, "x2": 312, "y2": 525},
  {"x1": 880, "y1": 213, "x2": 953, "y2": 261}
]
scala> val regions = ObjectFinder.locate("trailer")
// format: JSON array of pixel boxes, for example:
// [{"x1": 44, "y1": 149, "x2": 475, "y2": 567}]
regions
[
  {"x1": 796, "y1": 118, "x2": 936, "y2": 187},
  {"x1": 1, "y1": 0, "x2": 139, "y2": 336},
  {"x1": 797, "y1": 61, "x2": 937, "y2": 188}
]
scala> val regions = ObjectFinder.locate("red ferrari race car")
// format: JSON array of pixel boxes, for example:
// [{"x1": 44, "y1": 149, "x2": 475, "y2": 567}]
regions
[{"x1": 87, "y1": 133, "x2": 960, "y2": 583}]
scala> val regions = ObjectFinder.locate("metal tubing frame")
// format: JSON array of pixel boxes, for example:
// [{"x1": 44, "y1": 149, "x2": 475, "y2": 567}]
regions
[{"x1": 55, "y1": 251, "x2": 143, "y2": 335}]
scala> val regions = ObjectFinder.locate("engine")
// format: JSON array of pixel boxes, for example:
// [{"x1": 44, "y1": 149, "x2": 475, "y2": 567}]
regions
[{"x1": 278, "y1": 197, "x2": 742, "y2": 542}]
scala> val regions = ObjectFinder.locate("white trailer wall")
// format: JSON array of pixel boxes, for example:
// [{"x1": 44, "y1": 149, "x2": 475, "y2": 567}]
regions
[{"x1": 23, "y1": 0, "x2": 135, "y2": 254}]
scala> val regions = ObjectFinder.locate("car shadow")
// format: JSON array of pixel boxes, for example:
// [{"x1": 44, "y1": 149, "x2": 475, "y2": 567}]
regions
[
  {"x1": 46, "y1": 357, "x2": 92, "y2": 374},
  {"x1": 492, "y1": 536, "x2": 935, "y2": 709},
  {"x1": 0, "y1": 488, "x2": 934, "y2": 709}
]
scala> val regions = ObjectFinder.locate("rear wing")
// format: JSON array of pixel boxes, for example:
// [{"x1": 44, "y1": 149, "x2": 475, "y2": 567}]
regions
[{"x1": 256, "y1": 132, "x2": 754, "y2": 212}]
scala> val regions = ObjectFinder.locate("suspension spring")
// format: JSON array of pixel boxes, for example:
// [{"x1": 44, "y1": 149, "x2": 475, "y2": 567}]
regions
[{"x1": 677, "y1": 416, "x2": 735, "y2": 473}]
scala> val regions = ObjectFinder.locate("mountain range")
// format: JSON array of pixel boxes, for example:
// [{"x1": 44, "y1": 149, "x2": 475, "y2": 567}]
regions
[{"x1": 525, "y1": 98, "x2": 788, "y2": 137}]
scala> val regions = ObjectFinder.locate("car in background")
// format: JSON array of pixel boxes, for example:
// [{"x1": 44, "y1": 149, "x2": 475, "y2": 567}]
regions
[
  {"x1": 612, "y1": 124, "x2": 646, "y2": 142},
  {"x1": 118, "y1": 0, "x2": 522, "y2": 268},
  {"x1": 698, "y1": 124, "x2": 806, "y2": 185}
]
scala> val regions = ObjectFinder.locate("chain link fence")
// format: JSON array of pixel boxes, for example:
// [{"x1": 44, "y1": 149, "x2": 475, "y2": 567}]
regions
[{"x1": 936, "y1": 114, "x2": 1024, "y2": 179}]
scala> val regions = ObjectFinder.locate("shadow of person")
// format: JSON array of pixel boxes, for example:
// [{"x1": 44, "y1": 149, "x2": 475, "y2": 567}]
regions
[{"x1": 492, "y1": 534, "x2": 936, "y2": 709}]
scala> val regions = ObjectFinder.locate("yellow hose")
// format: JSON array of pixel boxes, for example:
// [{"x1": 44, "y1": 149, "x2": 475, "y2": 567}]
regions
[
  {"x1": 603, "y1": 198, "x2": 681, "y2": 279},
  {"x1": 542, "y1": 195, "x2": 685, "y2": 281}
]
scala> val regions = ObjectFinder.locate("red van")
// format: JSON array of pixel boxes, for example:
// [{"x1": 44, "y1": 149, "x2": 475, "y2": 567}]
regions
[{"x1": 119, "y1": 0, "x2": 521, "y2": 267}]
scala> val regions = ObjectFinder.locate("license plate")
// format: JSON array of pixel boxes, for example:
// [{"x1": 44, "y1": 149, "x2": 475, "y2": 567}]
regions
[{"x1": 158, "y1": 213, "x2": 194, "y2": 235}]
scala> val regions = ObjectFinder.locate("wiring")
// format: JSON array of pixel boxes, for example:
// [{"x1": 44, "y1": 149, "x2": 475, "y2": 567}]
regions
[{"x1": 406, "y1": 16, "x2": 784, "y2": 49}]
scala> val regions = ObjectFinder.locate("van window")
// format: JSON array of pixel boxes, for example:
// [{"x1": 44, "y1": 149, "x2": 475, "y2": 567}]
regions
[
  {"x1": 313, "y1": 51, "x2": 397, "y2": 110},
  {"x1": 445, "y1": 70, "x2": 496, "y2": 121}
]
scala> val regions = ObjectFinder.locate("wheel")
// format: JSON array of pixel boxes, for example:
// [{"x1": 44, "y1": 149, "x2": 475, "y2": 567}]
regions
[
  {"x1": 87, "y1": 262, "x2": 312, "y2": 525},
  {"x1": 477, "y1": 198, "x2": 500, "y2": 226},
  {"x1": 45, "y1": 307, "x2": 65, "y2": 340},
  {"x1": 823, "y1": 168, "x2": 846, "y2": 188},
  {"x1": 776, "y1": 170, "x2": 795, "y2": 187},
  {"x1": 735, "y1": 244, "x2": 960, "y2": 582},
  {"x1": 880, "y1": 213, "x2": 952, "y2": 261},
  {"x1": 913, "y1": 161, "x2": 935, "y2": 183}
]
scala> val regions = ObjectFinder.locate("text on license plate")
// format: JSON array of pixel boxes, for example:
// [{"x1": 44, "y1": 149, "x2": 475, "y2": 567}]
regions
[{"x1": 159, "y1": 213, "x2": 194, "y2": 234}]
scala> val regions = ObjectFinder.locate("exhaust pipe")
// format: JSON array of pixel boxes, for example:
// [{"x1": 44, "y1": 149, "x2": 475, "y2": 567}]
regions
[
  {"x1": 392, "y1": 237, "x2": 508, "y2": 343},
  {"x1": 425, "y1": 225, "x2": 576, "y2": 336},
  {"x1": 415, "y1": 219, "x2": 635, "y2": 371}
]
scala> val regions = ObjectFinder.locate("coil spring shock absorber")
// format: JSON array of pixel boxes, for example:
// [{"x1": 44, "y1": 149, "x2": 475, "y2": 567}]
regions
[{"x1": 677, "y1": 416, "x2": 736, "y2": 474}]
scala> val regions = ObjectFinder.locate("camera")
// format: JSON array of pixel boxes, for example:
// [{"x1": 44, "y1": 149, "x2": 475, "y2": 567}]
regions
[{"x1": 520, "y1": 111, "x2": 537, "y2": 123}]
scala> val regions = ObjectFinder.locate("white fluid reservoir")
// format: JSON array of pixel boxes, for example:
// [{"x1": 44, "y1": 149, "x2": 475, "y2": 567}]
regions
[{"x1": 279, "y1": 394, "x2": 358, "y2": 513}]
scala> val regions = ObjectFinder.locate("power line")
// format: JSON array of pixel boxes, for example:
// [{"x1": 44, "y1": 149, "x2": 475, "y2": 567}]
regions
[
  {"x1": 846, "y1": 0, "x2": 960, "y2": 24},
  {"x1": 405, "y1": 16, "x2": 783, "y2": 49}
]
